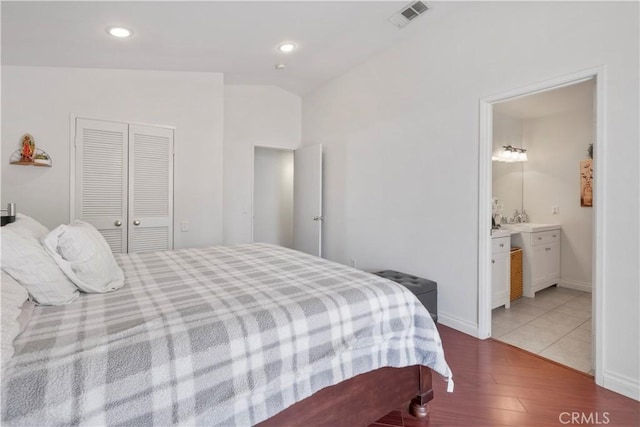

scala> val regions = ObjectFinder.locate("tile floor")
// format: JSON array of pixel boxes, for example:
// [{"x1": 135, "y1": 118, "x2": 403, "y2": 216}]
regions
[{"x1": 492, "y1": 285, "x2": 593, "y2": 374}]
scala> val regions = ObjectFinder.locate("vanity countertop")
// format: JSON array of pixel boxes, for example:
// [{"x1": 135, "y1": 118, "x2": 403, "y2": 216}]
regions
[
  {"x1": 491, "y1": 229, "x2": 512, "y2": 238},
  {"x1": 501, "y1": 223, "x2": 561, "y2": 233}
]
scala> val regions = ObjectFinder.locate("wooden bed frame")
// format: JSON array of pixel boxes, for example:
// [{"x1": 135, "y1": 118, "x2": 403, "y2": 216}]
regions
[{"x1": 257, "y1": 365, "x2": 434, "y2": 426}]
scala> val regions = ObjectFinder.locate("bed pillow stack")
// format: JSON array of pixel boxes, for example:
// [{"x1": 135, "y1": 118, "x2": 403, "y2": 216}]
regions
[
  {"x1": 43, "y1": 220, "x2": 125, "y2": 293},
  {"x1": 1, "y1": 214, "x2": 79, "y2": 305},
  {"x1": 1, "y1": 215, "x2": 125, "y2": 305}
]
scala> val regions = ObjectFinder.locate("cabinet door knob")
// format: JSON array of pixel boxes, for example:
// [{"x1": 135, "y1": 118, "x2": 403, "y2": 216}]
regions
[
  {"x1": 133, "y1": 219, "x2": 141, "y2": 226},
  {"x1": 545, "y1": 247, "x2": 551, "y2": 251},
  {"x1": 499, "y1": 243, "x2": 504, "y2": 247},
  {"x1": 537, "y1": 237, "x2": 542, "y2": 240},
  {"x1": 491, "y1": 259, "x2": 495, "y2": 264},
  {"x1": 552, "y1": 234, "x2": 557, "y2": 237},
  {"x1": 114, "y1": 220, "x2": 122, "y2": 227}
]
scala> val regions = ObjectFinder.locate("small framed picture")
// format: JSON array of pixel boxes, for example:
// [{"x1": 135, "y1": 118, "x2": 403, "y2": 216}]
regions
[{"x1": 580, "y1": 159, "x2": 593, "y2": 207}]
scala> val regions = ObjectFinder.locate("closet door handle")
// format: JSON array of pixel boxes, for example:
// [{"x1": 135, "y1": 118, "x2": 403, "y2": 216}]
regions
[
  {"x1": 133, "y1": 220, "x2": 141, "y2": 226},
  {"x1": 491, "y1": 259, "x2": 495, "y2": 264},
  {"x1": 114, "y1": 220, "x2": 122, "y2": 227}
]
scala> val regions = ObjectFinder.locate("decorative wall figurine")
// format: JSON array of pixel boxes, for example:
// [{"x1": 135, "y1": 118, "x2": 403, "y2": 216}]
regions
[
  {"x1": 20, "y1": 134, "x2": 35, "y2": 162},
  {"x1": 9, "y1": 134, "x2": 52, "y2": 167}
]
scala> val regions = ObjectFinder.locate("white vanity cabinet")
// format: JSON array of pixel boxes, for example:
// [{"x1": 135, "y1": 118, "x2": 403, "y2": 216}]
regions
[
  {"x1": 491, "y1": 235, "x2": 511, "y2": 309},
  {"x1": 512, "y1": 227, "x2": 561, "y2": 297}
]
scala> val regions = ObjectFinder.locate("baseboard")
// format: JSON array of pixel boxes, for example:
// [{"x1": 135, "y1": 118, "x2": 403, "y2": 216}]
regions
[
  {"x1": 437, "y1": 311, "x2": 478, "y2": 338},
  {"x1": 601, "y1": 370, "x2": 640, "y2": 401},
  {"x1": 559, "y1": 279, "x2": 592, "y2": 293}
]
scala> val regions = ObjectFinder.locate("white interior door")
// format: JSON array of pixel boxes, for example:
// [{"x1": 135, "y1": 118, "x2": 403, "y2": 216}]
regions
[
  {"x1": 293, "y1": 144, "x2": 323, "y2": 256},
  {"x1": 75, "y1": 118, "x2": 128, "y2": 253},
  {"x1": 128, "y1": 124, "x2": 174, "y2": 253}
]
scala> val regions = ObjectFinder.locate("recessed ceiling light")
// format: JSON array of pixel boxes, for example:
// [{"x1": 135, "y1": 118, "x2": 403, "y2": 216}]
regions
[
  {"x1": 275, "y1": 64, "x2": 286, "y2": 70},
  {"x1": 278, "y1": 43, "x2": 296, "y2": 53},
  {"x1": 106, "y1": 27, "x2": 133, "y2": 38}
]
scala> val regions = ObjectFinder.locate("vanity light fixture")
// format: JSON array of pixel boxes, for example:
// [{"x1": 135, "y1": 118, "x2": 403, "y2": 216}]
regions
[
  {"x1": 492, "y1": 145, "x2": 528, "y2": 162},
  {"x1": 106, "y1": 26, "x2": 133, "y2": 38},
  {"x1": 278, "y1": 42, "x2": 296, "y2": 53}
]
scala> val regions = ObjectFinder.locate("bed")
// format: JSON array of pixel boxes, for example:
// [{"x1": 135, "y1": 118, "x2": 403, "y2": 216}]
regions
[{"x1": 2, "y1": 242, "x2": 452, "y2": 426}]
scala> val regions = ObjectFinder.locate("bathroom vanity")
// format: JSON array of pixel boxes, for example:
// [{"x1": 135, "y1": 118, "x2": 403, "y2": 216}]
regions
[
  {"x1": 506, "y1": 224, "x2": 561, "y2": 298},
  {"x1": 491, "y1": 230, "x2": 511, "y2": 309}
]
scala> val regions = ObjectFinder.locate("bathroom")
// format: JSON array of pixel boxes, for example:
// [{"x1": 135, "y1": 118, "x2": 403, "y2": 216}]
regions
[{"x1": 490, "y1": 79, "x2": 595, "y2": 374}]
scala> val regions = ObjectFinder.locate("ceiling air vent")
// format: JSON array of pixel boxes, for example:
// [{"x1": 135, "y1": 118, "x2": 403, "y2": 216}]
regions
[{"x1": 389, "y1": 1, "x2": 430, "y2": 29}]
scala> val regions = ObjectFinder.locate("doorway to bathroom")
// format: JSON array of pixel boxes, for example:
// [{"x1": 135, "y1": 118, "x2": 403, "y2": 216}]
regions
[{"x1": 477, "y1": 68, "x2": 605, "y2": 384}]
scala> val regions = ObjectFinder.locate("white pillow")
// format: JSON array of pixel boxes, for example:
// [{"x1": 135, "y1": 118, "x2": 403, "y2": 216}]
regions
[
  {"x1": 1, "y1": 227, "x2": 79, "y2": 305},
  {"x1": 1, "y1": 272, "x2": 29, "y2": 368},
  {"x1": 42, "y1": 220, "x2": 124, "y2": 293},
  {"x1": 4, "y1": 213, "x2": 49, "y2": 240}
]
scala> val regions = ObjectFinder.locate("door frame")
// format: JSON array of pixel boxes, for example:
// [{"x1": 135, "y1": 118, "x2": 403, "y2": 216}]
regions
[
  {"x1": 250, "y1": 144, "x2": 295, "y2": 244},
  {"x1": 477, "y1": 66, "x2": 606, "y2": 386}
]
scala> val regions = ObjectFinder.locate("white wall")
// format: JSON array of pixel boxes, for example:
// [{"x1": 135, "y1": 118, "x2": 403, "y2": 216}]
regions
[
  {"x1": 1, "y1": 66, "x2": 224, "y2": 249},
  {"x1": 223, "y1": 85, "x2": 301, "y2": 245},
  {"x1": 523, "y1": 108, "x2": 594, "y2": 290},
  {"x1": 492, "y1": 113, "x2": 524, "y2": 220},
  {"x1": 302, "y1": 1, "x2": 639, "y2": 399},
  {"x1": 253, "y1": 147, "x2": 294, "y2": 248}
]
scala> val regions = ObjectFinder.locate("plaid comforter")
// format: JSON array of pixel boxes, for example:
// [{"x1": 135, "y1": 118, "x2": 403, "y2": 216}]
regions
[{"x1": 2, "y1": 243, "x2": 451, "y2": 426}]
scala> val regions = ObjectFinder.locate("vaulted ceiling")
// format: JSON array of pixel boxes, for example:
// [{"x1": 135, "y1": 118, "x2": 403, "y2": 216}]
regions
[{"x1": 1, "y1": 1, "x2": 463, "y2": 95}]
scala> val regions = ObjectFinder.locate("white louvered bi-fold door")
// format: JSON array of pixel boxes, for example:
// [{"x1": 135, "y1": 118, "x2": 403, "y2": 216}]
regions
[
  {"x1": 127, "y1": 125, "x2": 174, "y2": 253},
  {"x1": 75, "y1": 119, "x2": 128, "y2": 253},
  {"x1": 75, "y1": 119, "x2": 173, "y2": 253}
]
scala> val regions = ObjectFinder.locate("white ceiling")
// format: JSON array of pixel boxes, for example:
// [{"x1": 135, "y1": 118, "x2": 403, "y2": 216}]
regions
[
  {"x1": 1, "y1": 1, "x2": 460, "y2": 95},
  {"x1": 493, "y1": 79, "x2": 595, "y2": 120}
]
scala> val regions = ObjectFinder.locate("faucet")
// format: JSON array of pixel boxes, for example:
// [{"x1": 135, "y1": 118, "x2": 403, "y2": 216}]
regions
[{"x1": 512, "y1": 209, "x2": 524, "y2": 223}]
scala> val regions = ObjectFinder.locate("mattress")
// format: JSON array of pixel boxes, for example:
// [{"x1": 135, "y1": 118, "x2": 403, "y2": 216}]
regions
[{"x1": 2, "y1": 243, "x2": 451, "y2": 426}]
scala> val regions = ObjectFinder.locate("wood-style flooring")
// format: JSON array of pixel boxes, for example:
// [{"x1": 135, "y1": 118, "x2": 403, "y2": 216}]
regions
[{"x1": 369, "y1": 325, "x2": 639, "y2": 427}]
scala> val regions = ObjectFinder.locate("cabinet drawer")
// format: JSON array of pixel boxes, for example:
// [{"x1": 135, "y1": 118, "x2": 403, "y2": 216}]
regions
[
  {"x1": 492, "y1": 236, "x2": 510, "y2": 253},
  {"x1": 530, "y1": 230, "x2": 560, "y2": 246}
]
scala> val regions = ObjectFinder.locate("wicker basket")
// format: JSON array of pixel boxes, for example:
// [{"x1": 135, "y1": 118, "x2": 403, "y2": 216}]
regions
[{"x1": 510, "y1": 247, "x2": 523, "y2": 301}]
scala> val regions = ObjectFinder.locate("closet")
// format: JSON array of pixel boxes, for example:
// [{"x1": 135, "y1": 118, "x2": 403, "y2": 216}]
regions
[{"x1": 73, "y1": 118, "x2": 174, "y2": 253}]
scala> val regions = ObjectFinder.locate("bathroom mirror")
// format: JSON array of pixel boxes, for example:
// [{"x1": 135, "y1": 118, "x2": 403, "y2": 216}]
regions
[
  {"x1": 492, "y1": 112, "x2": 524, "y2": 223},
  {"x1": 492, "y1": 161, "x2": 523, "y2": 223}
]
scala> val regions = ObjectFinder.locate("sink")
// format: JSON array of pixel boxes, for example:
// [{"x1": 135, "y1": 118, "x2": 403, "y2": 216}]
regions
[
  {"x1": 491, "y1": 229, "x2": 512, "y2": 238},
  {"x1": 501, "y1": 223, "x2": 561, "y2": 232}
]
